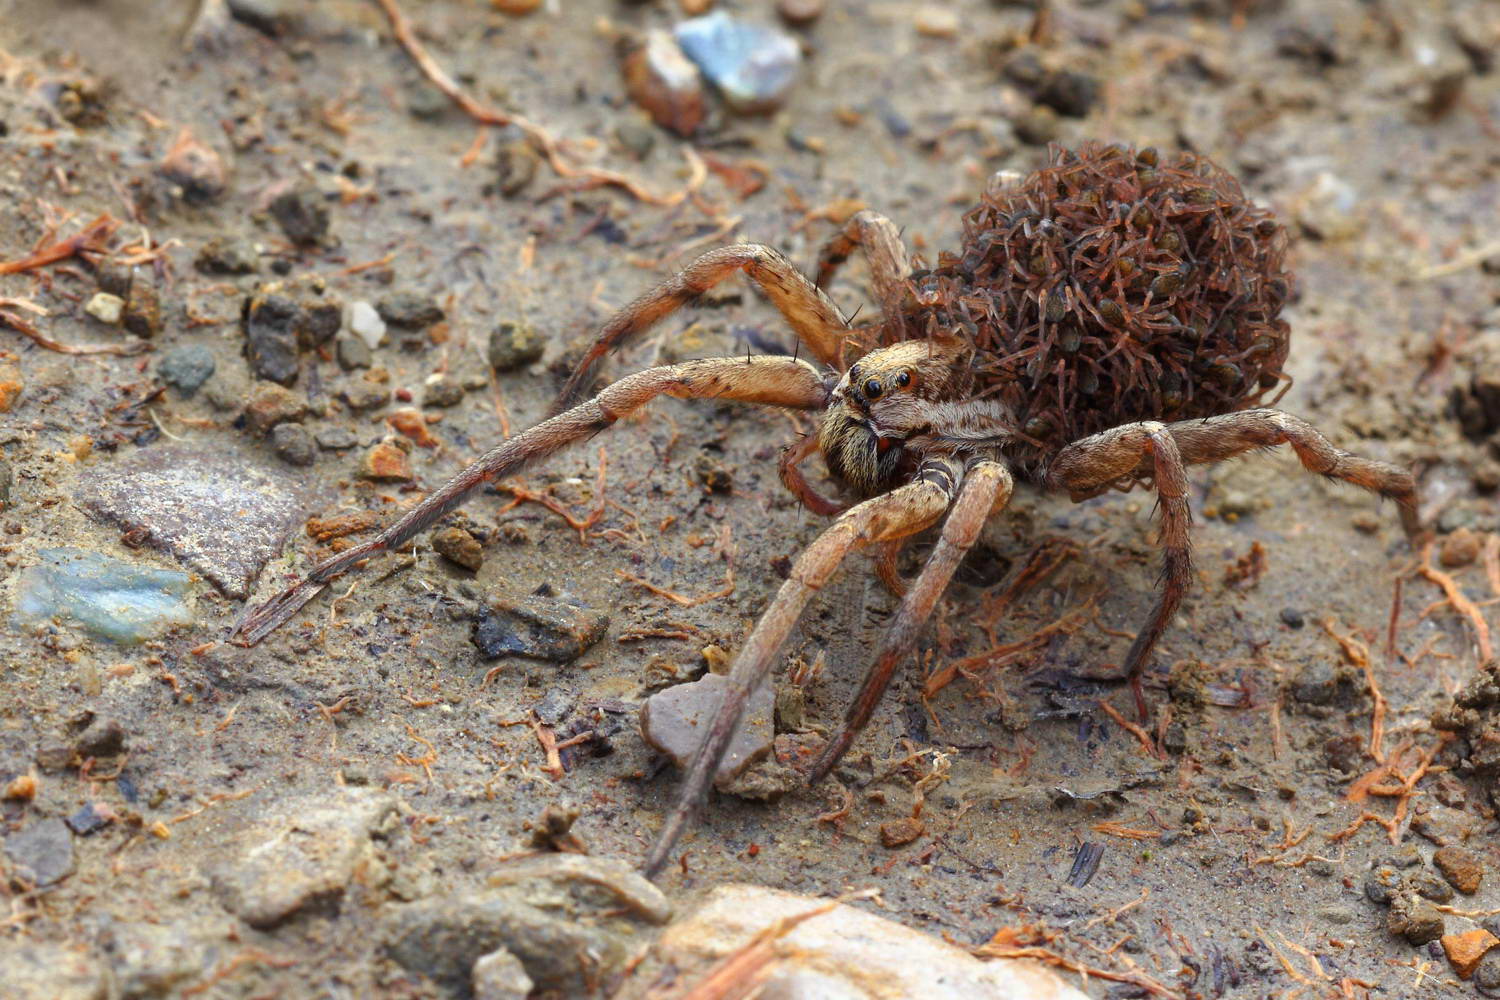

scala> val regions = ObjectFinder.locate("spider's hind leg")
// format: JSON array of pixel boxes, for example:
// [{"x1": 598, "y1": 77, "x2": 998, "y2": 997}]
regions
[
  {"x1": 1045, "y1": 422, "x2": 1191, "y2": 721},
  {"x1": 814, "y1": 210, "x2": 912, "y2": 340}
]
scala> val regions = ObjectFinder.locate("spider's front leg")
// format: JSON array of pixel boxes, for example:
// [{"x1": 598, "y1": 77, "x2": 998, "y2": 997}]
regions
[
  {"x1": 642, "y1": 455, "x2": 966, "y2": 878},
  {"x1": 231, "y1": 356, "x2": 829, "y2": 645},
  {"x1": 808, "y1": 459, "x2": 1014, "y2": 783},
  {"x1": 1045, "y1": 422, "x2": 1191, "y2": 721}
]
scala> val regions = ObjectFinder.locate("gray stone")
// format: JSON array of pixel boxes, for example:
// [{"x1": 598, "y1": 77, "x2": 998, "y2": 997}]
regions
[
  {"x1": 342, "y1": 381, "x2": 391, "y2": 412},
  {"x1": 1477, "y1": 949, "x2": 1500, "y2": 995},
  {"x1": 376, "y1": 292, "x2": 444, "y2": 330},
  {"x1": 383, "y1": 854, "x2": 670, "y2": 996},
  {"x1": 640, "y1": 673, "x2": 774, "y2": 782},
  {"x1": 76, "y1": 717, "x2": 126, "y2": 757},
  {"x1": 208, "y1": 788, "x2": 395, "y2": 929},
  {"x1": 158, "y1": 345, "x2": 216, "y2": 397},
  {"x1": 675, "y1": 12, "x2": 800, "y2": 115},
  {"x1": 14, "y1": 548, "x2": 193, "y2": 644},
  {"x1": 242, "y1": 279, "x2": 342, "y2": 385},
  {"x1": 76, "y1": 444, "x2": 309, "y2": 598},
  {"x1": 488, "y1": 320, "x2": 545, "y2": 372},
  {"x1": 0, "y1": 939, "x2": 105, "y2": 1000},
  {"x1": 422, "y1": 376, "x2": 465, "y2": 408},
  {"x1": 473, "y1": 948, "x2": 532, "y2": 1000},
  {"x1": 471, "y1": 594, "x2": 608, "y2": 662},
  {"x1": 195, "y1": 236, "x2": 259, "y2": 275},
  {"x1": 613, "y1": 885, "x2": 1090, "y2": 1000},
  {"x1": 269, "y1": 186, "x2": 329, "y2": 246},
  {"x1": 5, "y1": 817, "x2": 75, "y2": 886},
  {"x1": 1387, "y1": 891, "x2": 1445, "y2": 945},
  {"x1": 101, "y1": 918, "x2": 216, "y2": 999},
  {"x1": 336, "y1": 334, "x2": 371, "y2": 371},
  {"x1": 1290, "y1": 660, "x2": 1338, "y2": 705},
  {"x1": 316, "y1": 426, "x2": 358, "y2": 451},
  {"x1": 271, "y1": 423, "x2": 317, "y2": 467}
]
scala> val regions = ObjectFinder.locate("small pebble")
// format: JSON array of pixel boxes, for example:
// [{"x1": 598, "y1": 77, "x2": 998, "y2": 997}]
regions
[
  {"x1": 614, "y1": 121, "x2": 656, "y2": 159},
  {"x1": 1012, "y1": 104, "x2": 1060, "y2": 145},
  {"x1": 159, "y1": 127, "x2": 226, "y2": 202},
  {"x1": 622, "y1": 30, "x2": 706, "y2": 138},
  {"x1": 66, "y1": 802, "x2": 114, "y2": 836},
  {"x1": 694, "y1": 452, "x2": 733, "y2": 493},
  {"x1": 195, "y1": 236, "x2": 259, "y2": 275},
  {"x1": 913, "y1": 5, "x2": 958, "y2": 38},
  {"x1": 123, "y1": 281, "x2": 162, "y2": 338},
  {"x1": 1364, "y1": 865, "x2": 1402, "y2": 904},
  {"x1": 269, "y1": 186, "x2": 329, "y2": 247},
  {"x1": 377, "y1": 292, "x2": 444, "y2": 330},
  {"x1": 336, "y1": 335, "x2": 372, "y2": 371},
  {"x1": 676, "y1": 11, "x2": 801, "y2": 115},
  {"x1": 1290, "y1": 659, "x2": 1338, "y2": 705},
  {"x1": 243, "y1": 383, "x2": 308, "y2": 434},
  {"x1": 471, "y1": 594, "x2": 609, "y2": 662},
  {"x1": 1313, "y1": 906, "x2": 1353, "y2": 926},
  {"x1": 488, "y1": 320, "x2": 545, "y2": 372},
  {"x1": 1440, "y1": 527, "x2": 1480, "y2": 568},
  {"x1": 388, "y1": 408, "x2": 439, "y2": 448},
  {"x1": 342, "y1": 381, "x2": 391, "y2": 412},
  {"x1": 433, "y1": 526, "x2": 483, "y2": 571},
  {"x1": 84, "y1": 292, "x2": 124, "y2": 325},
  {"x1": 472, "y1": 949, "x2": 533, "y2": 1000},
  {"x1": 0, "y1": 363, "x2": 20, "y2": 412},
  {"x1": 1444, "y1": 929, "x2": 1500, "y2": 980},
  {"x1": 776, "y1": 0, "x2": 823, "y2": 26},
  {"x1": 1387, "y1": 891, "x2": 1445, "y2": 946},
  {"x1": 494, "y1": 140, "x2": 538, "y2": 198},
  {"x1": 879, "y1": 817, "x2": 925, "y2": 848},
  {"x1": 158, "y1": 345, "x2": 216, "y2": 397},
  {"x1": 1411, "y1": 869, "x2": 1455, "y2": 903},
  {"x1": 1475, "y1": 949, "x2": 1500, "y2": 994},
  {"x1": 1279, "y1": 607, "x2": 1305, "y2": 629},
  {"x1": 348, "y1": 300, "x2": 387, "y2": 349},
  {"x1": 15, "y1": 548, "x2": 192, "y2": 644},
  {"x1": 422, "y1": 376, "x2": 465, "y2": 408},
  {"x1": 359, "y1": 441, "x2": 413, "y2": 481},
  {"x1": 640, "y1": 673, "x2": 772, "y2": 781},
  {"x1": 1035, "y1": 68, "x2": 1100, "y2": 118},
  {"x1": 316, "y1": 426, "x2": 358, "y2": 451},
  {"x1": 271, "y1": 423, "x2": 317, "y2": 467},
  {"x1": 1434, "y1": 845, "x2": 1484, "y2": 894}
]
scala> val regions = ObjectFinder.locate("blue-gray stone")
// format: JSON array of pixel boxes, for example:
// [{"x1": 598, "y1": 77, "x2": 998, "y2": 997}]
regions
[
  {"x1": 3, "y1": 818, "x2": 75, "y2": 886},
  {"x1": 675, "y1": 12, "x2": 800, "y2": 114},
  {"x1": 15, "y1": 548, "x2": 193, "y2": 643},
  {"x1": 158, "y1": 344, "x2": 216, "y2": 397},
  {"x1": 75, "y1": 444, "x2": 309, "y2": 597}
]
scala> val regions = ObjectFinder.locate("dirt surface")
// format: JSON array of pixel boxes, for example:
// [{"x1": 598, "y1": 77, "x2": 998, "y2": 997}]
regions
[{"x1": 2, "y1": 0, "x2": 1499, "y2": 997}]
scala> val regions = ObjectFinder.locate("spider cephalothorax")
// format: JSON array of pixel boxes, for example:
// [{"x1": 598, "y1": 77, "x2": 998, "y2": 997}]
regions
[{"x1": 233, "y1": 142, "x2": 1420, "y2": 881}]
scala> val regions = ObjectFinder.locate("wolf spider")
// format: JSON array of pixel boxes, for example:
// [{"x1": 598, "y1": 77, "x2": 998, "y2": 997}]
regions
[{"x1": 234, "y1": 147, "x2": 1420, "y2": 879}]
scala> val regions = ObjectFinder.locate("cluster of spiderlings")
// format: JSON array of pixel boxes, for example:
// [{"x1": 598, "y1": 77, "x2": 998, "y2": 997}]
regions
[{"x1": 908, "y1": 142, "x2": 1292, "y2": 458}]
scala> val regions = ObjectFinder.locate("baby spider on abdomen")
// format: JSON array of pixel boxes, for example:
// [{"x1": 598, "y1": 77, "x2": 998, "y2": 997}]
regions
[{"x1": 232, "y1": 142, "x2": 1420, "y2": 879}]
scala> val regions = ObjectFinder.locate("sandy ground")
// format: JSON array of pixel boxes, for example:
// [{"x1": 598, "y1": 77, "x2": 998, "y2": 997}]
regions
[{"x1": 1, "y1": 0, "x2": 1499, "y2": 996}]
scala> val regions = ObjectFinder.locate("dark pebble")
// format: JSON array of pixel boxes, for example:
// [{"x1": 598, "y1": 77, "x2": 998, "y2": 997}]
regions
[
  {"x1": 271, "y1": 423, "x2": 317, "y2": 467},
  {"x1": 341, "y1": 381, "x2": 391, "y2": 412},
  {"x1": 336, "y1": 335, "x2": 372, "y2": 371},
  {"x1": 158, "y1": 345, "x2": 216, "y2": 397},
  {"x1": 1387, "y1": 891, "x2": 1444, "y2": 945},
  {"x1": 122, "y1": 280, "x2": 162, "y2": 338},
  {"x1": 377, "y1": 292, "x2": 444, "y2": 330},
  {"x1": 422, "y1": 377, "x2": 465, "y2": 408},
  {"x1": 777, "y1": 0, "x2": 824, "y2": 26},
  {"x1": 316, "y1": 426, "x2": 358, "y2": 451},
  {"x1": 488, "y1": 320, "x2": 544, "y2": 372},
  {"x1": 1409, "y1": 869, "x2": 1454, "y2": 903},
  {"x1": 66, "y1": 802, "x2": 113, "y2": 836},
  {"x1": 1476, "y1": 951, "x2": 1500, "y2": 995},
  {"x1": 494, "y1": 139, "x2": 539, "y2": 198},
  {"x1": 195, "y1": 236, "x2": 259, "y2": 275},
  {"x1": 1323, "y1": 733, "x2": 1363, "y2": 774},
  {"x1": 97, "y1": 262, "x2": 132, "y2": 298},
  {"x1": 534, "y1": 688, "x2": 575, "y2": 727},
  {"x1": 1035, "y1": 68, "x2": 1099, "y2": 118},
  {"x1": 242, "y1": 294, "x2": 302, "y2": 385},
  {"x1": 243, "y1": 383, "x2": 308, "y2": 434},
  {"x1": 1278, "y1": 607, "x2": 1305, "y2": 629},
  {"x1": 76, "y1": 717, "x2": 126, "y2": 756},
  {"x1": 1291, "y1": 660, "x2": 1337, "y2": 705},
  {"x1": 471, "y1": 594, "x2": 608, "y2": 663},
  {"x1": 694, "y1": 452, "x2": 733, "y2": 493},
  {"x1": 270, "y1": 187, "x2": 329, "y2": 247}
]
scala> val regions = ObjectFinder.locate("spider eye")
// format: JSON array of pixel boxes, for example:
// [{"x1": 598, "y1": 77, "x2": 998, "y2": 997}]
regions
[
  {"x1": 895, "y1": 370, "x2": 912, "y2": 388},
  {"x1": 863, "y1": 378, "x2": 883, "y2": 398}
]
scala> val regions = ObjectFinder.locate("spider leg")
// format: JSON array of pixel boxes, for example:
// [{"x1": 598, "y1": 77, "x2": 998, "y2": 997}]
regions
[
  {"x1": 1046, "y1": 422, "x2": 1191, "y2": 720},
  {"x1": 558, "y1": 245, "x2": 849, "y2": 408},
  {"x1": 873, "y1": 539, "x2": 909, "y2": 598},
  {"x1": 641, "y1": 454, "x2": 965, "y2": 878},
  {"x1": 813, "y1": 210, "x2": 912, "y2": 329},
  {"x1": 778, "y1": 429, "x2": 847, "y2": 517},
  {"x1": 1158, "y1": 408, "x2": 1421, "y2": 539},
  {"x1": 808, "y1": 459, "x2": 1014, "y2": 783},
  {"x1": 232, "y1": 356, "x2": 829, "y2": 646}
]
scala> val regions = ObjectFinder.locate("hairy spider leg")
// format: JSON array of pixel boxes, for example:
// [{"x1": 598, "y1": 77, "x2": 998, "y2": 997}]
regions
[
  {"x1": 808, "y1": 459, "x2": 1014, "y2": 784},
  {"x1": 1159, "y1": 409, "x2": 1421, "y2": 538},
  {"x1": 231, "y1": 356, "x2": 828, "y2": 645},
  {"x1": 1046, "y1": 421, "x2": 1192, "y2": 721},
  {"x1": 557, "y1": 245, "x2": 850, "y2": 409},
  {"x1": 814, "y1": 210, "x2": 913, "y2": 341},
  {"x1": 642, "y1": 455, "x2": 965, "y2": 879},
  {"x1": 778, "y1": 429, "x2": 847, "y2": 518}
]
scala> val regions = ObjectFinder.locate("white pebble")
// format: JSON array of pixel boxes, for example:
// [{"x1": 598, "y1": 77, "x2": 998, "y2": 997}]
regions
[
  {"x1": 84, "y1": 292, "x2": 124, "y2": 326},
  {"x1": 348, "y1": 300, "x2": 386, "y2": 350}
]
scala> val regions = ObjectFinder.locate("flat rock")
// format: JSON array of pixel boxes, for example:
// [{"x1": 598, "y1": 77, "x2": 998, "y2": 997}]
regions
[
  {"x1": 0, "y1": 940, "x2": 105, "y2": 1000},
  {"x1": 1435, "y1": 845, "x2": 1485, "y2": 894},
  {"x1": 4, "y1": 817, "x2": 75, "y2": 886},
  {"x1": 207, "y1": 787, "x2": 395, "y2": 929},
  {"x1": 14, "y1": 548, "x2": 193, "y2": 644},
  {"x1": 615, "y1": 885, "x2": 1091, "y2": 1000},
  {"x1": 471, "y1": 594, "x2": 608, "y2": 662},
  {"x1": 76, "y1": 444, "x2": 309, "y2": 598},
  {"x1": 640, "y1": 673, "x2": 774, "y2": 782},
  {"x1": 384, "y1": 854, "x2": 670, "y2": 997}
]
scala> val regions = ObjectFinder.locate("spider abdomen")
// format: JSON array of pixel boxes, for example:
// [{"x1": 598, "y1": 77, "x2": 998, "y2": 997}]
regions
[{"x1": 902, "y1": 142, "x2": 1292, "y2": 466}]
